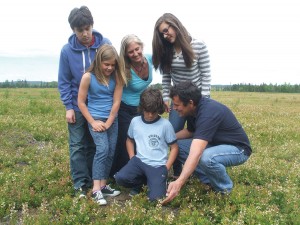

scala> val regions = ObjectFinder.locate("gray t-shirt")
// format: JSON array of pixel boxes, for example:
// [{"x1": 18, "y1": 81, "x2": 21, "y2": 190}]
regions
[{"x1": 127, "y1": 115, "x2": 177, "y2": 167}]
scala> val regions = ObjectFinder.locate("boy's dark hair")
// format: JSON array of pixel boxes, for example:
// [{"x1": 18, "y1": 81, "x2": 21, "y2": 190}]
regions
[
  {"x1": 170, "y1": 81, "x2": 202, "y2": 106},
  {"x1": 68, "y1": 6, "x2": 94, "y2": 30},
  {"x1": 138, "y1": 88, "x2": 165, "y2": 114}
]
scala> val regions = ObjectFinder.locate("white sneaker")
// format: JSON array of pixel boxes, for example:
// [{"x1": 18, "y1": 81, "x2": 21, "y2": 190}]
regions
[{"x1": 92, "y1": 191, "x2": 107, "y2": 205}]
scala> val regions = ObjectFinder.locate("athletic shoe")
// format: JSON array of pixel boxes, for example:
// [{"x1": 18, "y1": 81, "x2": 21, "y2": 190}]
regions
[
  {"x1": 92, "y1": 191, "x2": 107, "y2": 205},
  {"x1": 75, "y1": 185, "x2": 88, "y2": 199},
  {"x1": 129, "y1": 186, "x2": 142, "y2": 197},
  {"x1": 101, "y1": 185, "x2": 121, "y2": 197}
]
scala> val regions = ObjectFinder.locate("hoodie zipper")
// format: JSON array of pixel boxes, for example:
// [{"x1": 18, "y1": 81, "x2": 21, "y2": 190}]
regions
[{"x1": 81, "y1": 47, "x2": 92, "y2": 74}]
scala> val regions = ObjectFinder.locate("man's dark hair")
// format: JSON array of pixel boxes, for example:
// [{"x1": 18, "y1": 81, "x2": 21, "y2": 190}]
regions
[
  {"x1": 68, "y1": 6, "x2": 94, "y2": 30},
  {"x1": 138, "y1": 88, "x2": 165, "y2": 114},
  {"x1": 170, "y1": 81, "x2": 202, "y2": 106}
]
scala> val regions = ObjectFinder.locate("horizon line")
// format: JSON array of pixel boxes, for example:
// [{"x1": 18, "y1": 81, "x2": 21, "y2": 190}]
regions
[{"x1": 0, "y1": 80, "x2": 299, "y2": 86}]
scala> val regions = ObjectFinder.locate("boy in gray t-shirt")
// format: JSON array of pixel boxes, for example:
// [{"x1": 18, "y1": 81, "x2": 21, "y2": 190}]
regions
[{"x1": 115, "y1": 88, "x2": 178, "y2": 201}]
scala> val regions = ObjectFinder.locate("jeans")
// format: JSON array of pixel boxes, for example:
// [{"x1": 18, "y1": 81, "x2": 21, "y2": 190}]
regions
[
  {"x1": 177, "y1": 139, "x2": 249, "y2": 193},
  {"x1": 89, "y1": 118, "x2": 118, "y2": 180},
  {"x1": 169, "y1": 103, "x2": 186, "y2": 176},
  {"x1": 115, "y1": 156, "x2": 168, "y2": 201},
  {"x1": 169, "y1": 104, "x2": 186, "y2": 133},
  {"x1": 110, "y1": 102, "x2": 139, "y2": 177},
  {"x1": 68, "y1": 111, "x2": 95, "y2": 189}
]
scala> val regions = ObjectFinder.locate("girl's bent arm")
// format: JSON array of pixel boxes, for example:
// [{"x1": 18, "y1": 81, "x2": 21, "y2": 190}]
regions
[
  {"x1": 104, "y1": 81, "x2": 123, "y2": 129},
  {"x1": 78, "y1": 73, "x2": 95, "y2": 125}
]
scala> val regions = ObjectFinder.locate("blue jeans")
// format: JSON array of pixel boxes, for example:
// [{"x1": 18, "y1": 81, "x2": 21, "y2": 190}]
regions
[
  {"x1": 178, "y1": 139, "x2": 249, "y2": 193},
  {"x1": 169, "y1": 104, "x2": 186, "y2": 176},
  {"x1": 169, "y1": 104, "x2": 186, "y2": 133},
  {"x1": 115, "y1": 156, "x2": 168, "y2": 201},
  {"x1": 68, "y1": 111, "x2": 95, "y2": 189},
  {"x1": 88, "y1": 118, "x2": 118, "y2": 180},
  {"x1": 110, "y1": 102, "x2": 139, "y2": 177}
]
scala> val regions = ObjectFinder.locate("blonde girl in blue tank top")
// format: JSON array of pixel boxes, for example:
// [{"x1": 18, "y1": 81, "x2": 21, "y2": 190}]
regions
[{"x1": 78, "y1": 44, "x2": 127, "y2": 205}]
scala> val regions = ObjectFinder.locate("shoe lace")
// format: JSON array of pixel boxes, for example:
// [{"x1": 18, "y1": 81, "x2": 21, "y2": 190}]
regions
[
  {"x1": 95, "y1": 191, "x2": 104, "y2": 199},
  {"x1": 105, "y1": 185, "x2": 114, "y2": 192}
]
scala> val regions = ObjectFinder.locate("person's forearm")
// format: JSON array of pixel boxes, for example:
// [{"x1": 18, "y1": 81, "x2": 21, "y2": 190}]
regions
[
  {"x1": 177, "y1": 139, "x2": 207, "y2": 183},
  {"x1": 105, "y1": 102, "x2": 120, "y2": 128},
  {"x1": 162, "y1": 73, "x2": 171, "y2": 101},
  {"x1": 166, "y1": 143, "x2": 179, "y2": 170},
  {"x1": 78, "y1": 102, "x2": 94, "y2": 124},
  {"x1": 126, "y1": 139, "x2": 135, "y2": 158},
  {"x1": 176, "y1": 128, "x2": 193, "y2": 140},
  {"x1": 105, "y1": 83, "x2": 123, "y2": 128}
]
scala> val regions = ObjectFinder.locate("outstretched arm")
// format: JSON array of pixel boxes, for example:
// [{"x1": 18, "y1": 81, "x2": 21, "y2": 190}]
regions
[{"x1": 162, "y1": 139, "x2": 208, "y2": 205}]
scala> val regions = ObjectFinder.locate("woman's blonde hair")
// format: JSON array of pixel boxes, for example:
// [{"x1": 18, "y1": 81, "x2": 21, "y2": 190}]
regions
[
  {"x1": 119, "y1": 34, "x2": 144, "y2": 80},
  {"x1": 87, "y1": 44, "x2": 127, "y2": 86}
]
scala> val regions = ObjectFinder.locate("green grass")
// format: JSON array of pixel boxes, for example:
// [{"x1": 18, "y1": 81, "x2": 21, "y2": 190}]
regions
[{"x1": 0, "y1": 88, "x2": 299, "y2": 224}]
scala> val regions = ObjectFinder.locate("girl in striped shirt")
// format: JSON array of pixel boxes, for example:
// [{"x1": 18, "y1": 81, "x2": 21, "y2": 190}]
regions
[{"x1": 152, "y1": 13, "x2": 211, "y2": 177}]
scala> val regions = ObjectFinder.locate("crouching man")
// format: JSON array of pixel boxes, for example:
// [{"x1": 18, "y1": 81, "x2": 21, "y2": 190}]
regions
[{"x1": 163, "y1": 81, "x2": 252, "y2": 204}]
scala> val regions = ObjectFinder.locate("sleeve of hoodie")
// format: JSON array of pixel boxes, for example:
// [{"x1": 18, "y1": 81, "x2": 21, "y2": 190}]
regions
[{"x1": 58, "y1": 46, "x2": 73, "y2": 110}]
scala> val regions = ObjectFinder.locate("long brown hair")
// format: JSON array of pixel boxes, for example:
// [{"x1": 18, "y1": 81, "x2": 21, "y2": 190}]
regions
[{"x1": 152, "y1": 13, "x2": 195, "y2": 74}]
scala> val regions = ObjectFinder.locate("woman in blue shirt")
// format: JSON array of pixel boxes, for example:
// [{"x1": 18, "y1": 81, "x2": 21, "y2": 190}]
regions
[{"x1": 110, "y1": 34, "x2": 153, "y2": 179}]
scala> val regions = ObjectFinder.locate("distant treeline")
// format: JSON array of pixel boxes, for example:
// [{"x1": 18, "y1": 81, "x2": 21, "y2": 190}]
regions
[
  {"x1": 0, "y1": 80, "x2": 300, "y2": 93},
  {"x1": 142, "y1": 83, "x2": 300, "y2": 93},
  {"x1": 212, "y1": 83, "x2": 300, "y2": 93},
  {"x1": 0, "y1": 80, "x2": 58, "y2": 88}
]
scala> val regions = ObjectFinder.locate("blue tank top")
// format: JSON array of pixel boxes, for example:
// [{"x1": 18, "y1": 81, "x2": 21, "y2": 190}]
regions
[
  {"x1": 88, "y1": 73, "x2": 116, "y2": 119},
  {"x1": 122, "y1": 54, "x2": 153, "y2": 106}
]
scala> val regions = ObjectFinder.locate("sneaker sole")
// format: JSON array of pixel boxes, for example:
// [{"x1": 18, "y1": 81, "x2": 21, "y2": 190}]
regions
[
  {"x1": 102, "y1": 192, "x2": 121, "y2": 197},
  {"x1": 78, "y1": 194, "x2": 87, "y2": 199},
  {"x1": 92, "y1": 196, "x2": 107, "y2": 205},
  {"x1": 129, "y1": 191, "x2": 141, "y2": 197},
  {"x1": 96, "y1": 200, "x2": 107, "y2": 206}
]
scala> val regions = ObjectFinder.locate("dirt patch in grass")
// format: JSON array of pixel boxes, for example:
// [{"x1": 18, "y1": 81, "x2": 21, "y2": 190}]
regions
[{"x1": 0, "y1": 129, "x2": 45, "y2": 150}]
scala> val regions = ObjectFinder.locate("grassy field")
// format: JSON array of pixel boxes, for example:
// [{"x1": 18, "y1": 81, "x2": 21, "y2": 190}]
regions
[{"x1": 0, "y1": 88, "x2": 299, "y2": 224}]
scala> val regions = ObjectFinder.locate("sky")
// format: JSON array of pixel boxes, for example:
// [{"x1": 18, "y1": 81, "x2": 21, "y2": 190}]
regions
[{"x1": 0, "y1": 0, "x2": 299, "y2": 84}]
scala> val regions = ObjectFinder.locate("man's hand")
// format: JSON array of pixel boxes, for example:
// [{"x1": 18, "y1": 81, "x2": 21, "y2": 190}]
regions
[{"x1": 162, "y1": 179, "x2": 184, "y2": 205}]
